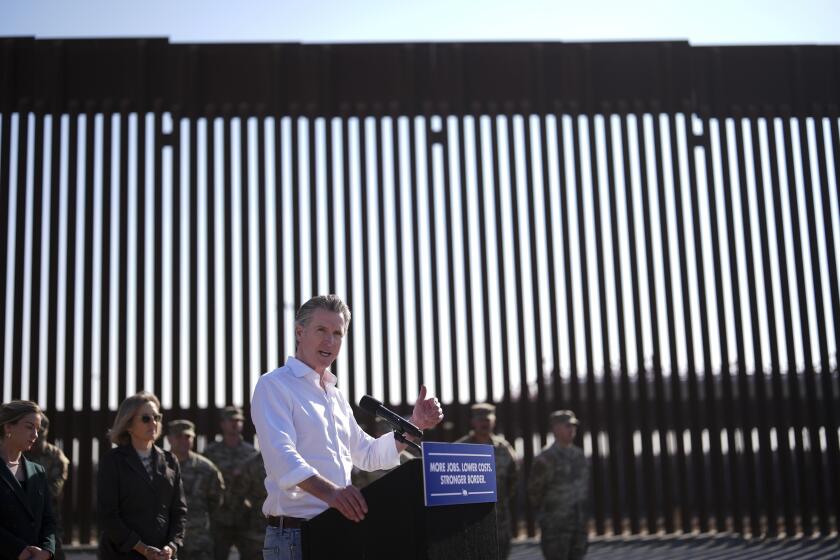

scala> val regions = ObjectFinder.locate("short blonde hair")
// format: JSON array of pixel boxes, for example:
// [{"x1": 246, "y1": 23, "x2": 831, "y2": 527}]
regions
[
  {"x1": 108, "y1": 392, "x2": 162, "y2": 446},
  {"x1": 0, "y1": 400, "x2": 42, "y2": 436}
]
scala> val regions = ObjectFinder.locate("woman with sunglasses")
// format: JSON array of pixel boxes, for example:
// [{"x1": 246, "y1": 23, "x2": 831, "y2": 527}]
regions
[
  {"x1": 97, "y1": 392, "x2": 186, "y2": 560},
  {"x1": 0, "y1": 400, "x2": 55, "y2": 560}
]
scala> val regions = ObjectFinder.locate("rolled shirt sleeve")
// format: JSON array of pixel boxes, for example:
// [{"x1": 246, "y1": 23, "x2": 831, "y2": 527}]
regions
[
  {"x1": 252, "y1": 374, "x2": 319, "y2": 490},
  {"x1": 346, "y1": 401, "x2": 401, "y2": 472}
]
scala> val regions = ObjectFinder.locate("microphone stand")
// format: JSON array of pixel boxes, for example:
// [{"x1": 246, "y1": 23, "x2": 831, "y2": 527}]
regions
[{"x1": 393, "y1": 430, "x2": 422, "y2": 453}]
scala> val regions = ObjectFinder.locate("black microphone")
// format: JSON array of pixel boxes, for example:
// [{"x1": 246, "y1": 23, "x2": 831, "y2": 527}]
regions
[{"x1": 359, "y1": 395, "x2": 423, "y2": 438}]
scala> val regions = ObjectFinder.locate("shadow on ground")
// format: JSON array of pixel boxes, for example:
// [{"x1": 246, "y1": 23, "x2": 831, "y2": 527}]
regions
[
  {"x1": 67, "y1": 534, "x2": 839, "y2": 559},
  {"x1": 511, "y1": 534, "x2": 839, "y2": 560}
]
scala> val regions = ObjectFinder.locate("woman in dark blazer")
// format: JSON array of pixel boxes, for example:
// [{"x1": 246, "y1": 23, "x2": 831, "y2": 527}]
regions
[
  {"x1": 0, "y1": 400, "x2": 55, "y2": 560},
  {"x1": 97, "y1": 392, "x2": 186, "y2": 560}
]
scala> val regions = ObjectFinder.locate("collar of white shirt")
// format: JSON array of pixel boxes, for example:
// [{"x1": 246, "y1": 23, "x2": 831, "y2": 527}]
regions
[{"x1": 286, "y1": 356, "x2": 337, "y2": 387}]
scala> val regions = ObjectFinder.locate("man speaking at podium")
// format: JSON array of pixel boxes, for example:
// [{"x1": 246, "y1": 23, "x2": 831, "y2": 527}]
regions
[{"x1": 251, "y1": 295, "x2": 444, "y2": 560}]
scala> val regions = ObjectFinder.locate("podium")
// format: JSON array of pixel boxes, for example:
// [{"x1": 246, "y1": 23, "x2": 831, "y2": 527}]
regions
[{"x1": 301, "y1": 458, "x2": 499, "y2": 560}]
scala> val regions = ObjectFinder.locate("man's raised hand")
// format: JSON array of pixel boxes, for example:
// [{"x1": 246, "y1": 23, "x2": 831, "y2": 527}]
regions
[{"x1": 410, "y1": 385, "x2": 444, "y2": 431}]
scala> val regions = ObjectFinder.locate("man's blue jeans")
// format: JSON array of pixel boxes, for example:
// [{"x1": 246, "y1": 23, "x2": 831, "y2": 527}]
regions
[{"x1": 262, "y1": 526, "x2": 302, "y2": 560}]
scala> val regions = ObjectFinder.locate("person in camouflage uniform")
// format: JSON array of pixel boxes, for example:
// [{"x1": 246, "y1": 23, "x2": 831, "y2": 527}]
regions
[
  {"x1": 229, "y1": 451, "x2": 268, "y2": 552},
  {"x1": 202, "y1": 405, "x2": 261, "y2": 560},
  {"x1": 528, "y1": 410, "x2": 590, "y2": 560},
  {"x1": 167, "y1": 420, "x2": 225, "y2": 560},
  {"x1": 25, "y1": 413, "x2": 70, "y2": 560},
  {"x1": 456, "y1": 403, "x2": 519, "y2": 559}
]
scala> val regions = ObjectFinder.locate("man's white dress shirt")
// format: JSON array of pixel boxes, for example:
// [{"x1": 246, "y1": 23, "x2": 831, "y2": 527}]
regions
[{"x1": 251, "y1": 356, "x2": 401, "y2": 519}]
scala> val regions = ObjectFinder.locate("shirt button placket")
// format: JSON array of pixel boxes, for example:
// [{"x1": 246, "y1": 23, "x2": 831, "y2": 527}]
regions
[
  {"x1": 324, "y1": 389, "x2": 341, "y2": 464},
  {"x1": 330, "y1": 391, "x2": 349, "y2": 463}
]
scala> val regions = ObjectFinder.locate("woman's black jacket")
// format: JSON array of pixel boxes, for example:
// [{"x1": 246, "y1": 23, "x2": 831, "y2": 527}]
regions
[
  {"x1": 0, "y1": 457, "x2": 56, "y2": 560},
  {"x1": 97, "y1": 444, "x2": 187, "y2": 559}
]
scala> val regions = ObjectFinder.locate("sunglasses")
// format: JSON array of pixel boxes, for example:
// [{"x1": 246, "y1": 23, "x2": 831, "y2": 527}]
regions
[{"x1": 139, "y1": 413, "x2": 163, "y2": 424}]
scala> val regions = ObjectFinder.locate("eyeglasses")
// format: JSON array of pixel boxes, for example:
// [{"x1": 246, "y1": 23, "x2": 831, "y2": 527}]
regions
[{"x1": 139, "y1": 413, "x2": 162, "y2": 424}]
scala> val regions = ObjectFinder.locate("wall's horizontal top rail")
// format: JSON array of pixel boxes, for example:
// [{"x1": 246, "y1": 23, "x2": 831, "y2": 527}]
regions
[{"x1": 1, "y1": 38, "x2": 838, "y2": 117}]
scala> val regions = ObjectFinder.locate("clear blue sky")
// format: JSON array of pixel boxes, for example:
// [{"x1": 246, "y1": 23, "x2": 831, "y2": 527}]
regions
[{"x1": 2, "y1": 0, "x2": 839, "y2": 44}]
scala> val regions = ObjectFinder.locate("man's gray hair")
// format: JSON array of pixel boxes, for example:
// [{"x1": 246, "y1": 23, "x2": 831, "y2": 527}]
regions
[{"x1": 295, "y1": 294, "x2": 352, "y2": 330}]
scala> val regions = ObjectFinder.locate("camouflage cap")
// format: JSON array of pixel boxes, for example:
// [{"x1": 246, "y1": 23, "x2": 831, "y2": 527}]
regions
[
  {"x1": 470, "y1": 403, "x2": 497, "y2": 418},
  {"x1": 220, "y1": 405, "x2": 244, "y2": 421},
  {"x1": 168, "y1": 419, "x2": 196, "y2": 437},
  {"x1": 549, "y1": 409, "x2": 579, "y2": 426}
]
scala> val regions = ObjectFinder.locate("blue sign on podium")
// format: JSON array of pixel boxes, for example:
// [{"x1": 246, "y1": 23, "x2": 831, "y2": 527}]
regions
[{"x1": 421, "y1": 441, "x2": 497, "y2": 507}]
